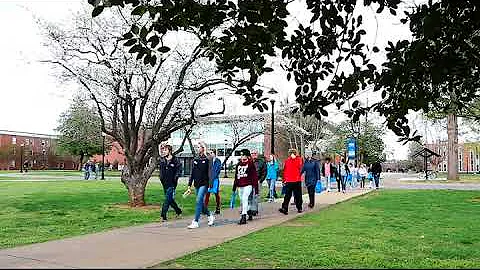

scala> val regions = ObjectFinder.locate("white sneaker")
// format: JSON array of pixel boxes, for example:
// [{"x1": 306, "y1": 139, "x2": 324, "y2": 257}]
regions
[
  {"x1": 187, "y1": 220, "x2": 199, "y2": 229},
  {"x1": 207, "y1": 214, "x2": 215, "y2": 226}
]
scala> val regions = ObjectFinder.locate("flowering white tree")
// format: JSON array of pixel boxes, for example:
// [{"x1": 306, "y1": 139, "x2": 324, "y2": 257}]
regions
[{"x1": 40, "y1": 6, "x2": 236, "y2": 206}]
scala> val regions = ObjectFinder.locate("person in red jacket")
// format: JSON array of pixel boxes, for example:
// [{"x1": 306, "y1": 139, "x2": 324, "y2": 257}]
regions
[
  {"x1": 279, "y1": 149, "x2": 304, "y2": 215},
  {"x1": 232, "y1": 149, "x2": 259, "y2": 225}
]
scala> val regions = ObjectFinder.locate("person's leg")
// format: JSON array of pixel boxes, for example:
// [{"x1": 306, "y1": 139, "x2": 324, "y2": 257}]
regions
[
  {"x1": 374, "y1": 174, "x2": 380, "y2": 188},
  {"x1": 341, "y1": 176, "x2": 347, "y2": 192},
  {"x1": 337, "y1": 177, "x2": 341, "y2": 192},
  {"x1": 269, "y1": 178, "x2": 276, "y2": 201},
  {"x1": 215, "y1": 191, "x2": 221, "y2": 214},
  {"x1": 266, "y1": 179, "x2": 271, "y2": 198},
  {"x1": 293, "y1": 182, "x2": 303, "y2": 212},
  {"x1": 280, "y1": 183, "x2": 293, "y2": 213},
  {"x1": 204, "y1": 192, "x2": 211, "y2": 209},
  {"x1": 170, "y1": 188, "x2": 182, "y2": 215},
  {"x1": 238, "y1": 185, "x2": 252, "y2": 224},
  {"x1": 194, "y1": 187, "x2": 203, "y2": 222},
  {"x1": 307, "y1": 184, "x2": 315, "y2": 207},
  {"x1": 160, "y1": 187, "x2": 173, "y2": 220}
]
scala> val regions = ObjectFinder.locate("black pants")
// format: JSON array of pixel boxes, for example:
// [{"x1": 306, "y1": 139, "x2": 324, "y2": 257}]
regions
[
  {"x1": 360, "y1": 176, "x2": 366, "y2": 188},
  {"x1": 336, "y1": 177, "x2": 341, "y2": 192},
  {"x1": 306, "y1": 185, "x2": 315, "y2": 206},
  {"x1": 281, "y1": 182, "x2": 303, "y2": 212}
]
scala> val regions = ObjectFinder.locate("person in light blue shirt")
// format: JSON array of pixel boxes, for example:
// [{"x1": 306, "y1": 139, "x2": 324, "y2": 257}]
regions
[{"x1": 266, "y1": 154, "x2": 279, "y2": 202}]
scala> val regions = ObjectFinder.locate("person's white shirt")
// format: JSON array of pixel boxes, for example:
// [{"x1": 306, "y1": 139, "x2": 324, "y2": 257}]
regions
[{"x1": 358, "y1": 167, "x2": 368, "y2": 176}]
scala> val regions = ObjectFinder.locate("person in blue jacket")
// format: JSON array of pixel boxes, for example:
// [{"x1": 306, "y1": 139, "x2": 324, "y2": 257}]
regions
[
  {"x1": 266, "y1": 153, "x2": 280, "y2": 202},
  {"x1": 204, "y1": 149, "x2": 222, "y2": 214},
  {"x1": 301, "y1": 149, "x2": 320, "y2": 208}
]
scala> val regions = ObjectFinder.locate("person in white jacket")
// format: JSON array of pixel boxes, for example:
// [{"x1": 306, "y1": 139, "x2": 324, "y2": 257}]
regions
[{"x1": 358, "y1": 164, "x2": 368, "y2": 189}]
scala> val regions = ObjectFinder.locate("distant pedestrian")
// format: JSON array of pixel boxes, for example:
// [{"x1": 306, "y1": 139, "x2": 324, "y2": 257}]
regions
[
  {"x1": 204, "y1": 149, "x2": 222, "y2": 215},
  {"x1": 159, "y1": 144, "x2": 183, "y2": 222},
  {"x1": 338, "y1": 158, "x2": 349, "y2": 193},
  {"x1": 322, "y1": 157, "x2": 336, "y2": 192},
  {"x1": 186, "y1": 142, "x2": 215, "y2": 229},
  {"x1": 301, "y1": 149, "x2": 320, "y2": 208},
  {"x1": 358, "y1": 164, "x2": 368, "y2": 188},
  {"x1": 83, "y1": 162, "x2": 90, "y2": 180},
  {"x1": 279, "y1": 149, "x2": 304, "y2": 215},
  {"x1": 371, "y1": 161, "x2": 382, "y2": 189},
  {"x1": 266, "y1": 154, "x2": 280, "y2": 202},
  {"x1": 232, "y1": 149, "x2": 259, "y2": 224}
]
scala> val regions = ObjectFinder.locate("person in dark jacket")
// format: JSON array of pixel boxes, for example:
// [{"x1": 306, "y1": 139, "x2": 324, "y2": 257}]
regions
[
  {"x1": 301, "y1": 149, "x2": 320, "y2": 208},
  {"x1": 249, "y1": 150, "x2": 266, "y2": 216},
  {"x1": 186, "y1": 142, "x2": 215, "y2": 229},
  {"x1": 232, "y1": 149, "x2": 259, "y2": 224},
  {"x1": 159, "y1": 144, "x2": 182, "y2": 222},
  {"x1": 371, "y1": 161, "x2": 382, "y2": 189}
]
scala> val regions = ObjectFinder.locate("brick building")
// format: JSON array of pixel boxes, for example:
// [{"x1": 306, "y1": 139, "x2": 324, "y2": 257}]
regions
[
  {"x1": 0, "y1": 130, "x2": 77, "y2": 170},
  {"x1": 425, "y1": 141, "x2": 480, "y2": 173}
]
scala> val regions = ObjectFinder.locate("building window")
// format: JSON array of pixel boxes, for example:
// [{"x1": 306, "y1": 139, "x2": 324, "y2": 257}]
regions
[
  {"x1": 12, "y1": 137, "x2": 16, "y2": 145},
  {"x1": 25, "y1": 139, "x2": 30, "y2": 146}
]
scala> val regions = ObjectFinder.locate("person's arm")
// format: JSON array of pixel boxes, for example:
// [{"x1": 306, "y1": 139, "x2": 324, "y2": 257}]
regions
[
  {"x1": 261, "y1": 161, "x2": 267, "y2": 181},
  {"x1": 251, "y1": 163, "x2": 259, "y2": 195},
  {"x1": 174, "y1": 158, "x2": 182, "y2": 188},
  {"x1": 188, "y1": 159, "x2": 195, "y2": 188},
  {"x1": 232, "y1": 164, "x2": 239, "y2": 192},
  {"x1": 214, "y1": 158, "x2": 222, "y2": 179}
]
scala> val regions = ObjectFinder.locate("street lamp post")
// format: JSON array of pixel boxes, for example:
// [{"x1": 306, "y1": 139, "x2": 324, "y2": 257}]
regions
[
  {"x1": 20, "y1": 143, "x2": 24, "y2": 173},
  {"x1": 224, "y1": 139, "x2": 228, "y2": 178},
  {"x1": 267, "y1": 88, "x2": 278, "y2": 155},
  {"x1": 101, "y1": 132, "x2": 106, "y2": 180}
]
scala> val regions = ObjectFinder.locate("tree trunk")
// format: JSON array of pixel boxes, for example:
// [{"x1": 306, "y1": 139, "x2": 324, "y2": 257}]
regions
[
  {"x1": 447, "y1": 113, "x2": 459, "y2": 180},
  {"x1": 121, "y1": 172, "x2": 149, "y2": 207},
  {"x1": 120, "y1": 159, "x2": 156, "y2": 207},
  {"x1": 78, "y1": 153, "x2": 84, "y2": 171}
]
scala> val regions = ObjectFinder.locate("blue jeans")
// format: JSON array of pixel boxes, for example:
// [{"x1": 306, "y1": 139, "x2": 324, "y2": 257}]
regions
[
  {"x1": 268, "y1": 178, "x2": 277, "y2": 199},
  {"x1": 161, "y1": 186, "x2": 182, "y2": 218},
  {"x1": 373, "y1": 173, "x2": 380, "y2": 188},
  {"x1": 195, "y1": 185, "x2": 210, "y2": 222}
]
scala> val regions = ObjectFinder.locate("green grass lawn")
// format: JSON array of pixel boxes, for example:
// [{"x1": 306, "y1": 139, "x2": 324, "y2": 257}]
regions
[
  {"x1": 0, "y1": 181, "x2": 233, "y2": 249},
  {"x1": 0, "y1": 170, "x2": 123, "y2": 177},
  {"x1": 155, "y1": 190, "x2": 480, "y2": 269}
]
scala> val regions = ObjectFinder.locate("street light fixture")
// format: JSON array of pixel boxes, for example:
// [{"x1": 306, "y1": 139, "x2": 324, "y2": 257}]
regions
[
  {"x1": 20, "y1": 143, "x2": 24, "y2": 173},
  {"x1": 101, "y1": 132, "x2": 106, "y2": 180},
  {"x1": 267, "y1": 88, "x2": 278, "y2": 156}
]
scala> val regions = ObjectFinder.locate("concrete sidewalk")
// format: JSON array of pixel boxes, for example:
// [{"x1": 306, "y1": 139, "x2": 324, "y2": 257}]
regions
[{"x1": 0, "y1": 189, "x2": 371, "y2": 269}]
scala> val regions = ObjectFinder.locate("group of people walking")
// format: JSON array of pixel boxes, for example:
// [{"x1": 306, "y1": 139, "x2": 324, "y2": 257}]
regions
[
  {"x1": 83, "y1": 160, "x2": 102, "y2": 180},
  {"x1": 157, "y1": 142, "x2": 382, "y2": 229}
]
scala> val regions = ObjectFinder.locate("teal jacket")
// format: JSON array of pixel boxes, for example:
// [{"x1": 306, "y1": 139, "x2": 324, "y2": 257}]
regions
[{"x1": 266, "y1": 161, "x2": 279, "y2": 180}]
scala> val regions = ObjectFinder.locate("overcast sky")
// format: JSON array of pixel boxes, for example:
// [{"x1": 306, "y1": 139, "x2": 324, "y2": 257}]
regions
[{"x1": 0, "y1": 0, "x2": 431, "y2": 160}]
